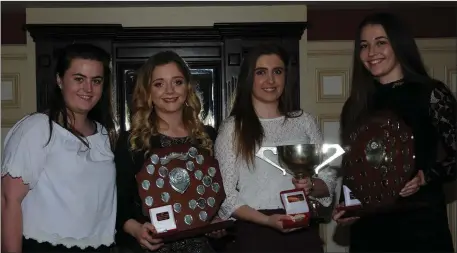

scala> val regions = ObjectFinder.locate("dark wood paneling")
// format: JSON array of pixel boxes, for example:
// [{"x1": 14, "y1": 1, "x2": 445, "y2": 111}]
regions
[
  {"x1": 116, "y1": 27, "x2": 220, "y2": 41},
  {"x1": 25, "y1": 22, "x2": 307, "y2": 131},
  {"x1": 1, "y1": 9, "x2": 26, "y2": 44},
  {"x1": 26, "y1": 24, "x2": 123, "y2": 41},
  {"x1": 3, "y1": 7, "x2": 455, "y2": 45},
  {"x1": 308, "y1": 7, "x2": 457, "y2": 41},
  {"x1": 116, "y1": 46, "x2": 222, "y2": 60}
]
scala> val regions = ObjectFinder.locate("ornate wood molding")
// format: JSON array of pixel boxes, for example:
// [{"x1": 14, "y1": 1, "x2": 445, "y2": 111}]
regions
[
  {"x1": 25, "y1": 22, "x2": 307, "y2": 42},
  {"x1": 25, "y1": 24, "x2": 122, "y2": 41},
  {"x1": 214, "y1": 22, "x2": 307, "y2": 39},
  {"x1": 117, "y1": 27, "x2": 220, "y2": 41}
]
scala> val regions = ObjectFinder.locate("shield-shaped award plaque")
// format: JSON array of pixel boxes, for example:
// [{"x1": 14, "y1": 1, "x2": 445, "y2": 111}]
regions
[
  {"x1": 136, "y1": 144, "x2": 233, "y2": 242},
  {"x1": 339, "y1": 110, "x2": 423, "y2": 216}
]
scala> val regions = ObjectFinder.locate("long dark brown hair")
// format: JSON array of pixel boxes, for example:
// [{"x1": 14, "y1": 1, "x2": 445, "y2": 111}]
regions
[
  {"x1": 230, "y1": 43, "x2": 300, "y2": 167},
  {"x1": 44, "y1": 43, "x2": 117, "y2": 150},
  {"x1": 340, "y1": 12, "x2": 433, "y2": 144}
]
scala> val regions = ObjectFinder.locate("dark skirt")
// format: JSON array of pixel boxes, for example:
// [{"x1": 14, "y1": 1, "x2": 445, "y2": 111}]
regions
[
  {"x1": 22, "y1": 237, "x2": 113, "y2": 253},
  {"x1": 225, "y1": 209, "x2": 324, "y2": 253},
  {"x1": 349, "y1": 203, "x2": 454, "y2": 252},
  {"x1": 114, "y1": 236, "x2": 216, "y2": 253}
]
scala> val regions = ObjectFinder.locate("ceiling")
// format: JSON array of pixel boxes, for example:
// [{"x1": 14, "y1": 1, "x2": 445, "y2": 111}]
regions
[{"x1": 1, "y1": 1, "x2": 455, "y2": 11}]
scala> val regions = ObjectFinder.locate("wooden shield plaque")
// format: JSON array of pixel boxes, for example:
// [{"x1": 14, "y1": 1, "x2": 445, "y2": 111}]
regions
[
  {"x1": 341, "y1": 110, "x2": 417, "y2": 214},
  {"x1": 136, "y1": 144, "x2": 229, "y2": 241}
]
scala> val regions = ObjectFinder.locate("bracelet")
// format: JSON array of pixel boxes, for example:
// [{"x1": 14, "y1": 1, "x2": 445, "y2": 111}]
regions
[{"x1": 309, "y1": 178, "x2": 315, "y2": 193}]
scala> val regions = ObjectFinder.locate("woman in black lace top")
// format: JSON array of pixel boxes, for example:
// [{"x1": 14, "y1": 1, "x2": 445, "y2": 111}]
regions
[
  {"x1": 114, "y1": 51, "x2": 220, "y2": 253},
  {"x1": 333, "y1": 13, "x2": 456, "y2": 252}
]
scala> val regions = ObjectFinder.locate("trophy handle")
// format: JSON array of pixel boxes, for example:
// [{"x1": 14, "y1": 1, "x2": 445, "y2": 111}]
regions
[
  {"x1": 314, "y1": 144, "x2": 345, "y2": 173},
  {"x1": 255, "y1": 147, "x2": 287, "y2": 176}
]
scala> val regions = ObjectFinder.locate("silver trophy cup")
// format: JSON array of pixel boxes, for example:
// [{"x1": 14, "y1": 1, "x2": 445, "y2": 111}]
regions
[
  {"x1": 256, "y1": 143, "x2": 345, "y2": 177},
  {"x1": 278, "y1": 144, "x2": 321, "y2": 179},
  {"x1": 256, "y1": 143, "x2": 345, "y2": 221}
]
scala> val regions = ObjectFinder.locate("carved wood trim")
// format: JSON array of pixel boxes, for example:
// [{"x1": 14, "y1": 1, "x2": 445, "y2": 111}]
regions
[
  {"x1": 25, "y1": 22, "x2": 308, "y2": 42},
  {"x1": 25, "y1": 24, "x2": 122, "y2": 41},
  {"x1": 214, "y1": 22, "x2": 307, "y2": 39},
  {"x1": 117, "y1": 27, "x2": 220, "y2": 41}
]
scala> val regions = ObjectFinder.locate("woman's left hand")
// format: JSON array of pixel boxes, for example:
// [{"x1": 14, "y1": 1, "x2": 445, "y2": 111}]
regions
[
  {"x1": 292, "y1": 177, "x2": 313, "y2": 195},
  {"x1": 205, "y1": 216, "x2": 228, "y2": 239},
  {"x1": 400, "y1": 170, "x2": 426, "y2": 197}
]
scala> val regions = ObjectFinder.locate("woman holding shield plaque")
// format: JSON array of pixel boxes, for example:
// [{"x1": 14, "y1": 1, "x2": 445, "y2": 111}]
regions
[
  {"x1": 114, "y1": 51, "x2": 223, "y2": 253},
  {"x1": 214, "y1": 43, "x2": 337, "y2": 252},
  {"x1": 333, "y1": 13, "x2": 456, "y2": 252}
]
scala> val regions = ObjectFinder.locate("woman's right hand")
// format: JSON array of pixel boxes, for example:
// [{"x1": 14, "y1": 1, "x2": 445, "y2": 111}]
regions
[
  {"x1": 332, "y1": 203, "x2": 359, "y2": 226},
  {"x1": 132, "y1": 222, "x2": 164, "y2": 251},
  {"x1": 266, "y1": 214, "x2": 299, "y2": 233}
]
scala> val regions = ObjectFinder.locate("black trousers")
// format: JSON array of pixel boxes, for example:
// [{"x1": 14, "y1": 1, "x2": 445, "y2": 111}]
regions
[{"x1": 349, "y1": 204, "x2": 454, "y2": 252}]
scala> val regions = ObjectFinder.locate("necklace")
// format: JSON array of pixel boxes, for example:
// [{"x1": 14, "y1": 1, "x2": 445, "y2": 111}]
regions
[{"x1": 392, "y1": 79, "x2": 405, "y2": 88}]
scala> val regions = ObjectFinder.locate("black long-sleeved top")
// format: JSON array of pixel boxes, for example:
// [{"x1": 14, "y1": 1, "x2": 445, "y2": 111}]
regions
[
  {"x1": 114, "y1": 126, "x2": 217, "y2": 252},
  {"x1": 348, "y1": 78, "x2": 456, "y2": 252},
  {"x1": 371, "y1": 79, "x2": 457, "y2": 186}
]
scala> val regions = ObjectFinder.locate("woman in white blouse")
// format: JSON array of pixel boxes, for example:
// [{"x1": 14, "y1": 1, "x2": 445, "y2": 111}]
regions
[
  {"x1": 215, "y1": 44, "x2": 336, "y2": 252},
  {"x1": 1, "y1": 44, "x2": 117, "y2": 252}
]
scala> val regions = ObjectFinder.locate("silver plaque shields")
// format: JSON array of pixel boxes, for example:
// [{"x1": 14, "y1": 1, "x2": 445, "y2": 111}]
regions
[
  {"x1": 135, "y1": 144, "x2": 230, "y2": 241},
  {"x1": 340, "y1": 110, "x2": 421, "y2": 217}
]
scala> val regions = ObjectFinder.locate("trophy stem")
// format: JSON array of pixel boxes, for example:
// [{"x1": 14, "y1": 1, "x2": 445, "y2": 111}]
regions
[{"x1": 295, "y1": 173, "x2": 307, "y2": 180}]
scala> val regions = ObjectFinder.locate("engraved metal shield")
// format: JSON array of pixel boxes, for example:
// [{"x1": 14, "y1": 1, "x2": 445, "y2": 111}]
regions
[
  {"x1": 169, "y1": 168, "x2": 190, "y2": 194},
  {"x1": 135, "y1": 144, "x2": 226, "y2": 235},
  {"x1": 342, "y1": 110, "x2": 416, "y2": 211}
]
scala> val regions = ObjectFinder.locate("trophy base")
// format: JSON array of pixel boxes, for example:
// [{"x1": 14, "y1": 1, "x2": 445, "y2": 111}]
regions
[
  {"x1": 279, "y1": 189, "x2": 313, "y2": 228},
  {"x1": 337, "y1": 202, "x2": 430, "y2": 219},
  {"x1": 155, "y1": 220, "x2": 235, "y2": 243},
  {"x1": 336, "y1": 205, "x2": 363, "y2": 218}
]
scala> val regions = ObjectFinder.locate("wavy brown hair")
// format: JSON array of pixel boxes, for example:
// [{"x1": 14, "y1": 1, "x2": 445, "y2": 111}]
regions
[{"x1": 129, "y1": 51, "x2": 213, "y2": 155}]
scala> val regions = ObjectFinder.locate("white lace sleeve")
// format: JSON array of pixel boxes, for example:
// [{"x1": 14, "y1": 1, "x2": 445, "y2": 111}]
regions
[
  {"x1": 1, "y1": 114, "x2": 50, "y2": 189},
  {"x1": 303, "y1": 112, "x2": 337, "y2": 207},
  {"x1": 214, "y1": 118, "x2": 247, "y2": 220}
]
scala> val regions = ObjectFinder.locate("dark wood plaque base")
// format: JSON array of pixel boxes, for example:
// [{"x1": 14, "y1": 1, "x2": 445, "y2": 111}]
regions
[
  {"x1": 156, "y1": 220, "x2": 235, "y2": 243},
  {"x1": 338, "y1": 202, "x2": 430, "y2": 219}
]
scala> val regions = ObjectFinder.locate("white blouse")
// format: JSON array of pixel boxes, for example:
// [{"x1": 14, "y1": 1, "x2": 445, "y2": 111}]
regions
[
  {"x1": 215, "y1": 111, "x2": 338, "y2": 220},
  {"x1": 1, "y1": 113, "x2": 116, "y2": 249}
]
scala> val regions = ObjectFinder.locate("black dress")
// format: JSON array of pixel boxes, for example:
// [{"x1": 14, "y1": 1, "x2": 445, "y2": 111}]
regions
[
  {"x1": 348, "y1": 79, "x2": 457, "y2": 252},
  {"x1": 114, "y1": 126, "x2": 219, "y2": 253}
]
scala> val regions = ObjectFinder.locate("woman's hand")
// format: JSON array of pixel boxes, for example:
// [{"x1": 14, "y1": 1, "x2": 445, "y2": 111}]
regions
[
  {"x1": 292, "y1": 177, "x2": 313, "y2": 195},
  {"x1": 266, "y1": 214, "x2": 300, "y2": 233},
  {"x1": 400, "y1": 170, "x2": 425, "y2": 197},
  {"x1": 205, "y1": 216, "x2": 228, "y2": 239},
  {"x1": 292, "y1": 177, "x2": 330, "y2": 198},
  {"x1": 332, "y1": 203, "x2": 359, "y2": 226},
  {"x1": 131, "y1": 222, "x2": 164, "y2": 251}
]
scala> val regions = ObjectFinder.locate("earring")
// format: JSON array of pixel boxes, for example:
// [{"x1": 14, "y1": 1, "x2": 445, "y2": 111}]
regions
[{"x1": 185, "y1": 102, "x2": 189, "y2": 107}]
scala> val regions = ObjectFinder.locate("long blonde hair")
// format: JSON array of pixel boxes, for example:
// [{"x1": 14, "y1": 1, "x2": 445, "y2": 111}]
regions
[{"x1": 129, "y1": 51, "x2": 213, "y2": 155}]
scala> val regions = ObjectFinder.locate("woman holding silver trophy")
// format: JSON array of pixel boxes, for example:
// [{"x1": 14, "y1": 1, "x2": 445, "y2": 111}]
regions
[
  {"x1": 114, "y1": 51, "x2": 223, "y2": 253},
  {"x1": 333, "y1": 13, "x2": 456, "y2": 252},
  {"x1": 215, "y1": 43, "x2": 338, "y2": 252}
]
